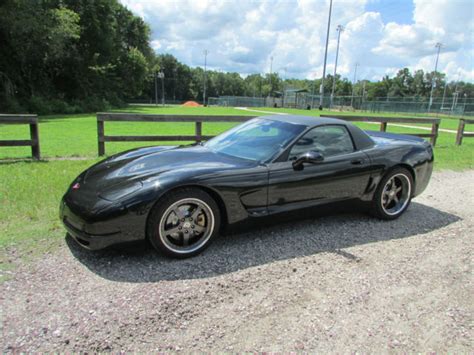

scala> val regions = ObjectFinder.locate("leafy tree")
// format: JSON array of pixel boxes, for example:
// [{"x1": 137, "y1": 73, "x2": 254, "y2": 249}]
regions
[
  {"x1": 0, "y1": 0, "x2": 152, "y2": 113},
  {"x1": 1, "y1": 1, "x2": 472, "y2": 113}
]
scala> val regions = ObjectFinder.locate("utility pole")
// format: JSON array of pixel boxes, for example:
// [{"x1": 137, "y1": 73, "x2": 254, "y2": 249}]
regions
[
  {"x1": 319, "y1": 0, "x2": 333, "y2": 109},
  {"x1": 350, "y1": 62, "x2": 359, "y2": 108},
  {"x1": 330, "y1": 24, "x2": 344, "y2": 108},
  {"x1": 428, "y1": 42, "x2": 442, "y2": 112},
  {"x1": 203, "y1": 49, "x2": 208, "y2": 106},
  {"x1": 157, "y1": 71, "x2": 165, "y2": 106}
]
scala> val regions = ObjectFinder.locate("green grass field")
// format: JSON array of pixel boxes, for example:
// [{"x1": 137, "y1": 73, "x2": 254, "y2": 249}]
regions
[
  {"x1": 0, "y1": 105, "x2": 472, "y2": 265},
  {"x1": 1, "y1": 105, "x2": 472, "y2": 168}
]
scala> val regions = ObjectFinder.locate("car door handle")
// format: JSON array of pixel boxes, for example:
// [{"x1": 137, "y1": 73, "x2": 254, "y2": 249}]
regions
[{"x1": 351, "y1": 159, "x2": 364, "y2": 165}]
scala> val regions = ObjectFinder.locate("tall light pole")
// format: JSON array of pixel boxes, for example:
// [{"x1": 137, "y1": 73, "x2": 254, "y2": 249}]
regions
[
  {"x1": 350, "y1": 62, "x2": 359, "y2": 108},
  {"x1": 281, "y1": 67, "x2": 287, "y2": 107},
  {"x1": 157, "y1": 71, "x2": 165, "y2": 106},
  {"x1": 330, "y1": 24, "x2": 344, "y2": 108},
  {"x1": 441, "y1": 81, "x2": 447, "y2": 110},
  {"x1": 319, "y1": 0, "x2": 333, "y2": 108},
  {"x1": 428, "y1": 42, "x2": 442, "y2": 112},
  {"x1": 203, "y1": 49, "x2": 208, "y2": 106},
  {"x1": 173, "y1": 67, "x2": 177, "y2": 102},
  {"x1": 269, "y1": 56, "x2": 274, "y2": 97},
  {"x1": 154, "y1": 71, "x2": 158, "y2": 105},
  {"x1": 451, "y1": 73, "x2": 460, "y2": 113}
]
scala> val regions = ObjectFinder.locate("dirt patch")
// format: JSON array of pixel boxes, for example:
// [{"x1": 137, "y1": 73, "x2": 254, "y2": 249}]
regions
[
  {"x1": 1, "y1": 171, "x2": 473, "y2": 352},
  {"x1": 181, "y1": 101, "x2": 201, "y2": 107}
]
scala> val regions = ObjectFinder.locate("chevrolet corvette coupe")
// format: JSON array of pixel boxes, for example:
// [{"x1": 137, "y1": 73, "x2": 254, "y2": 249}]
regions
[{"x1": 60, "y1": 115, "x2": 433, "y2": 258}]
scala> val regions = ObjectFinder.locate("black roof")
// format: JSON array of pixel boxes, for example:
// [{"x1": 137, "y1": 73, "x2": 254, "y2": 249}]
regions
[
  {"x1": 260, "y1": 114, "x2": 375, "y2": 150},
  {"x1": 261, "y1": 114, "x2": 349, "y2": 127}
]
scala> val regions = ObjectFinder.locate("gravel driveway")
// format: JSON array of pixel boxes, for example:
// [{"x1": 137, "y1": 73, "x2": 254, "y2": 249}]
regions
[{"x1": 1, "y1": 170, "x2": 473, "y2": 352}]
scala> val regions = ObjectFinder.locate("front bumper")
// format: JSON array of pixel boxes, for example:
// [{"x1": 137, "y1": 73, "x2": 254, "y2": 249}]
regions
[
  {"x1": 60, "y1": 198, "x2": 142, "y2": 250},
  {"x1": 63, "y1": 219, "x2": 123, "y2": 250}
]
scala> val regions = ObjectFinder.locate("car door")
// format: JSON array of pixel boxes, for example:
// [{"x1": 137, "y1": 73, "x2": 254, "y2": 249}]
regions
[{"x1": 267, "y1": 124, "x2": 373, "y2": 212}]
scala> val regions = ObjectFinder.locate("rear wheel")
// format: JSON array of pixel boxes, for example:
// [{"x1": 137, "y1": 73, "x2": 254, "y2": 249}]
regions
[
  {"x1": 147, "y1": 188, "x2": 221, "y2": 258},
  {"x1": 371, "y1": 168, "x2": 413, "y2": 220}
]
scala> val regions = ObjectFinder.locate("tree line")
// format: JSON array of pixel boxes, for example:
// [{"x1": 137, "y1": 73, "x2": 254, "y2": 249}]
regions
[{"x1": 1, "y1": 0, "x2": 472, "y2": 115}]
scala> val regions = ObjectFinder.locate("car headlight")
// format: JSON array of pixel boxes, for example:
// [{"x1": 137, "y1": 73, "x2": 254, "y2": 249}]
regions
[{"x1": 98, "y1": 181, "x2": 143, "y2": 201}]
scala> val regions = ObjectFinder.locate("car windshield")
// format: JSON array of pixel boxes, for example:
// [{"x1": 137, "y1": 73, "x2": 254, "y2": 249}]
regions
[{"x1": 204, "y1": 118, "x2": 306, "y2": 162}]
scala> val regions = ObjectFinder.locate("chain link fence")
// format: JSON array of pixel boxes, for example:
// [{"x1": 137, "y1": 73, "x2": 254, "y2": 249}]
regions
[{"x1": 208, "y1": 94, "x2": 473, "y2": 116}]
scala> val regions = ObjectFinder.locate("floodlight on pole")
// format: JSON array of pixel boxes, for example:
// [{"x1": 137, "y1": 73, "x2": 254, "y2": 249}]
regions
[
  {"x1": 330, "y1": 24, "x2": 344, "y2": 108},
  {"x1": 203, "y1": 49, "x2": 209, "y2": 106},
  {"x1": 319, "y1": 0, "x2": 333, "y2": 108},
  {"x1": 428, "y1": 42, "x2": 442, "y2": 112}
]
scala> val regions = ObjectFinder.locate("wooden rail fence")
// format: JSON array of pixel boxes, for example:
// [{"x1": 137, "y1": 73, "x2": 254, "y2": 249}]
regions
[
  {"x1": 0, "y1": 114, "x2": 40, "y2": 159},
  {"x1": 321, "y1": 115, "x2": 440, "y2": 146},
  {"x1": 455, "y1": 119, "x2": 474, "y2": 145},
  {"x1": 97, "y1": 113, "x2": 256, "y2": 156}
]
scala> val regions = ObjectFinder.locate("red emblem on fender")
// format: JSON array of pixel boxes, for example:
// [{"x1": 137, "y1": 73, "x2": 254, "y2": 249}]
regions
[{"x1": 72, "y1": 182, "x2": 80, "y2": 190}]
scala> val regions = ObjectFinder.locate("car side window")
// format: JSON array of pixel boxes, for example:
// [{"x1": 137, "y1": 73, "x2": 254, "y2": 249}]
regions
[{"x1": 288, "y1": 125, "x2": 355, "y2": 160}]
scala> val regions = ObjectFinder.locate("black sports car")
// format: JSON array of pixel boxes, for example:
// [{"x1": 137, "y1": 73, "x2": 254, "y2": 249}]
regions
[{"x1": 60, "y1": 115, "x2": 433, "y2": 258}]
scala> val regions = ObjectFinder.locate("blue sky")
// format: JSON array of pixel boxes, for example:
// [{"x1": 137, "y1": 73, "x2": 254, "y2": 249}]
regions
[
  {"x1": 121, "y1": 0, "x2": 474, "y2": 82},
  {"x1": 366, "y1": 0, "x2": 414, "y2": 24}
]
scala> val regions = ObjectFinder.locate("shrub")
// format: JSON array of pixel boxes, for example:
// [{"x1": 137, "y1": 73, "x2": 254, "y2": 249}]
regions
[
  {"x1": 1, "y1": 95, "x2": 126, "y2": 115},
  {"x1": 27, "y1": 96, "x2": 53, "y2": 115},
  {"x1": 79, "y1": 96, "x2": 111, "y2": 113},
  {"x1": 0, "y1": 96, "x2": 26, "y2": 113}
]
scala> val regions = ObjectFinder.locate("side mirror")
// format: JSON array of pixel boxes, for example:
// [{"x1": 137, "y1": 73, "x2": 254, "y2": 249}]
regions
[{"x1": 292, "y1": 151, "x2": 324, "y2": 170}]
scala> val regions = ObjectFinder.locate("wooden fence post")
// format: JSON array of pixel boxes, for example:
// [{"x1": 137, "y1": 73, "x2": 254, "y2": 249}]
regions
[
  {"x1": 97, "y1": 117, "x2": 105, "y2": 156},
  {"x1": 29, "y1": 119, "x2": 40, "y2": 160},
  {"x1": 455, "y1": 119, "x2": 465, "y2": 146},
  {"x1": 195, "y1": 121, "x2": 202, "y2": 142},
  {"x1": 430, "y1": 122, "x2": 440, "y2": 146},
  {"x1": 380, "y1": 122, "x2": 387, "y2": 132}
]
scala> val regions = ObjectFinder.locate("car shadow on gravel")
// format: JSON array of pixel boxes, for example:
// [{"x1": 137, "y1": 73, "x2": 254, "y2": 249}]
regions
[{"x1": 67, "y1": 201, "x2": 460, "y2": 282}]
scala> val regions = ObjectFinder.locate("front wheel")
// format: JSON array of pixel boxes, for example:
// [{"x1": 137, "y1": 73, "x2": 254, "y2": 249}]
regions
[
  {"x1": 147, "y1": 188, "x2": 221, "y2": 258},
  {"x1": 371, "y1": 168, "x2": 414, "y2": 220}
]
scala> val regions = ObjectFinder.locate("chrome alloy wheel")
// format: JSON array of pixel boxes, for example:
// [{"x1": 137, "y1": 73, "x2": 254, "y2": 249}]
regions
[
  {"x1": 158, "y1": 198, "x2": 215, "y2": 254},
  {"x1": 381, "y1": 173, "x2": 412, "y2": 216}
]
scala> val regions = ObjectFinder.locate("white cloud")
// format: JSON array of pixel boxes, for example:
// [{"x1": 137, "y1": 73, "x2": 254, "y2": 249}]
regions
[
  {"x1": 120, "y1": 0, "x2": 474, "y2": 82},
  {"x1": 374, "y1": 0, "x2": 474, "y2": 81},
  {"x1": 150, "y1": 40, "x2": 161, "y2": 50}
]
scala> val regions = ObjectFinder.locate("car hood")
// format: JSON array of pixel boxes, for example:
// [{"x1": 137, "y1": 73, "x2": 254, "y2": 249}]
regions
[
  {"x1": 64, "y1": 144, "x2": 257, "y2": 216},
  {"x1": 82, "y1": 144, "x2": 255, "y2": 189}
]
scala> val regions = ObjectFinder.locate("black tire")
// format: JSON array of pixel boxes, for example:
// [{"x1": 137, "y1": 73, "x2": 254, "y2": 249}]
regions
[
  {"x1": 147, "y1": 188, "x2": 221, "y2": 258},
  {"x1": 371, "y1": 167, "x2": 414, "y2": 220}
]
